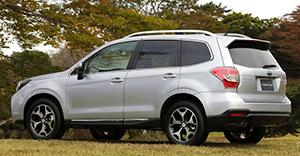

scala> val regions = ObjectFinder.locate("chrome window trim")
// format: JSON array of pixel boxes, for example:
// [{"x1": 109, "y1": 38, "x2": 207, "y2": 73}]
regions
[
  {"x1": 71, "y1": 118, "x2": 150, "y2": 122},
  {"x1": 71, "y1": 119, "x2": 123, "y2": 122}
]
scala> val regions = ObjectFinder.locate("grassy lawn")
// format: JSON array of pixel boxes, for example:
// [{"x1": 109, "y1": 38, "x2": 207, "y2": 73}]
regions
[{"x1": 0, "y1": 132, "x2": 299, "y2": 156}]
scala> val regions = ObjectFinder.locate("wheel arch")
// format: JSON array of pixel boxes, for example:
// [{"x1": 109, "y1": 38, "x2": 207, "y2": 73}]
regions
[
  {"x1": 23, "y1": 93, "x2": 64, "y2": 129},
  {"x1": 160, "y1": 93, "x2": 207, "y2": 130}
]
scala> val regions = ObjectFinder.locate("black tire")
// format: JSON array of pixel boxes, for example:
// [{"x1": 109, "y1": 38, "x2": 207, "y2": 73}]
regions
[
  {"x1": 164, "y1": 101, "x2": 208, "y2": 145},
  {"x1": 223, "y1": 126, "x2": 265, "y2": 144},
  {"x1": 26, "y1": 98, "x2": 66, "y2": 139},
  {"x1": 90, "y1": 129, "x2": 125, "y2": 140}
]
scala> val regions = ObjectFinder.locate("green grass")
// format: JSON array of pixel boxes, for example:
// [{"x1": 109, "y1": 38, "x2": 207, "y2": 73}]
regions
[{"x1": 0, "y1": 132, "x2": 299, "y2": 156}]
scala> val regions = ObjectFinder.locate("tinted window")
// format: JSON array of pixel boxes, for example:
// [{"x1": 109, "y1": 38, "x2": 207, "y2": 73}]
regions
[
  {"x1": 229, "y1": 41, "x2": 277, "y2": 68},
  {"x1": 181, "y1": 41, "x2": 211, "y2": 66},
  {"x1": 135, "y1": 41, "x2": 178, "y2": 69},
  {"x1": 85, "y1": 42, "x2": 137, "y2": 73}
]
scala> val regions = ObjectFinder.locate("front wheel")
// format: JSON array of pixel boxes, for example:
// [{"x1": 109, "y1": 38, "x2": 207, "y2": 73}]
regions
[
  {"x1": 223, "y1": 126, "x2": 265, "y2": 144},
  {"x1": 26, "y1": 98, "x2": 66, "y2": 139},
  {"x1": 164, "y1": 101, "x2": 208, "y2": 145},
  {"x1": 90, "y1": 129, "x2": 125, "y2": 140}
]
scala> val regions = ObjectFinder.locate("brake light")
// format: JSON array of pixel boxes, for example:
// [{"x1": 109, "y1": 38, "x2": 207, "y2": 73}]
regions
[
  {"x1": 211, "y1": 67, "x2": 239, "y2": 88},
  {"x1": 230, "y1": 113, "x2": 246, "y2": 116}
]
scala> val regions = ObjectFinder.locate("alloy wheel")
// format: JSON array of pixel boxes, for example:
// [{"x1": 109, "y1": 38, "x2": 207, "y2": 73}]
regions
[
  {"x1": 30, "y1": 104, "x2": 55, "y2": 137},
  {"x1": 168, "y1": 107, "x2": 198, "y2": 142}
]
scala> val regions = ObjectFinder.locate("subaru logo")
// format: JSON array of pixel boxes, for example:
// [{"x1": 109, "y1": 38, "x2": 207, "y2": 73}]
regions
[{"x1": 267, "y1": 71, "x2": 272, "y2": 76}]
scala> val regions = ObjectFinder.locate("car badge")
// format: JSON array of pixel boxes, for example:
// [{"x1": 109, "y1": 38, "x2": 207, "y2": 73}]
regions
[{"x1": 267, "y1": 71, "x2": 272, "y2": 76}]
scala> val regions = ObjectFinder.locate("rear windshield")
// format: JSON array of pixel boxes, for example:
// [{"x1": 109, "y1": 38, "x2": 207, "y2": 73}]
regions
[{"x1": 228, "y1": 40, "x2": 277, "y2": 68}]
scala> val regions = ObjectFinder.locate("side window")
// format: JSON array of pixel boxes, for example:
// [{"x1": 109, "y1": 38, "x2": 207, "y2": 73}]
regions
[
  {"x1": 181, "y1": 41, "x2": 211, "y2": 66},
  {"x1": 84, "y1": 42, "x2": 138, "y2": 74},
  {"x1": 135, "y1": 40, "x2": 178, "y2": 69}
]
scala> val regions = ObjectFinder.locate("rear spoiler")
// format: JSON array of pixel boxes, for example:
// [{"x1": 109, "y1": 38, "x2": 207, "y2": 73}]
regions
[{"x1": 220, "y1": 37, "x2": 271, "y2": 50}]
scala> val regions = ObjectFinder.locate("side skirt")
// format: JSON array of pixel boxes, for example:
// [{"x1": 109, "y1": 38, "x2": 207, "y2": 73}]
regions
[{"x1": 64, "y1": 118, "x2": 161, "y2": 129}]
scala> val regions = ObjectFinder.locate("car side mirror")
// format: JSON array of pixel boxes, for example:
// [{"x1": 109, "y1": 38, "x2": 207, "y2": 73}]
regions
[{"x1": 77, "y1": 63, "x2": 85, "y2": 80}]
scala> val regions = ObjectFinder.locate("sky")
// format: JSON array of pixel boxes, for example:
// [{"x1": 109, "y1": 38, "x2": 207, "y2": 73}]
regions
[{"x1": 2, "y1": 0, "x2": 300, "y2": 55}]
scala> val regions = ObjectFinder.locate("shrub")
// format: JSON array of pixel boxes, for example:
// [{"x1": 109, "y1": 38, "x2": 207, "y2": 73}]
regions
[{"x1": 265, "y1": 83, "x2": 300, "y2": 137}]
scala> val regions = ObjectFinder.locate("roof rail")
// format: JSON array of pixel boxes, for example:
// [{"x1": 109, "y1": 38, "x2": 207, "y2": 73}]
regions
[
  {"x1": 216, "y1": 33, "x2": 250, "y2": 38},
  {"x1": 125, "y1": 30, "x2": 215, "y2": 38}
]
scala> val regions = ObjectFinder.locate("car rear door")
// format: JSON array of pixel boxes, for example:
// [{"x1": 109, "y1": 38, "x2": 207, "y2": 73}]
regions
[
  {"x1": 228, "y1": 40, "x2": 286, "y2": 103},
  {"x1": 124, "y1": 40, "x2": 180, "y2": 119}
]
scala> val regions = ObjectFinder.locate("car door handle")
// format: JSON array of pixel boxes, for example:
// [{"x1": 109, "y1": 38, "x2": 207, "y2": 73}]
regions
[
  {"x1": 110, "y1": 77, "x2": 124, "y2": 83},
  {"x1": 163, "y1": 73, "x2": 177, "y2": 79}
]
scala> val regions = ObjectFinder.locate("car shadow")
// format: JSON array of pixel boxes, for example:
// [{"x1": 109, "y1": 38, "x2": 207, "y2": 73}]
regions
[
  {"x1": 203, "y1": 142, "x2": 270, "y2": 148},
  {"x1": 60, "y1": 139, "x2": 270, "y2": 148}
]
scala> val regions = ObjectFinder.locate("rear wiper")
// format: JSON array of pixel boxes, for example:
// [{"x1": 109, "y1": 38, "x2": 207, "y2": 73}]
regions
[{"x1": 262, "y1": 64, "x2": 277, "y2": 68}]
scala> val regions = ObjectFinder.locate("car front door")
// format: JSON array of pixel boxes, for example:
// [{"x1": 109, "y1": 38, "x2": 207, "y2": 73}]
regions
[{"x1": 66, "y1": 41, "x2": 138, "y2": 121}]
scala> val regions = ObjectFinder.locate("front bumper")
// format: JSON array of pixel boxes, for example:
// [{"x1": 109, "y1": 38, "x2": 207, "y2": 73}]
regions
[{"x1": 207, "y1": 109, "x2": 290, "y2": 128}]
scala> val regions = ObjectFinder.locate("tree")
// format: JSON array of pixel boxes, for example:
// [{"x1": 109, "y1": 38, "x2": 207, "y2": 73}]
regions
[
  {"x1": 262, "y1": 6, "x2": 300, "y2": 137},
  {"x1": 195, "y1": 2, "x2": 231, "y2": 15},
  {"x1": 271, "y1": 51, "x2": 300, "y2": 78},
  {"x1": 262, "y1": 6, "x2": 300, "y2": 64},
  {"x1": 222, "y1": 12, "x2": 278, "y2": 38},
  {"x1": 113, "y1": 0, "x2": 198, "y2": 18},
  {"x1": 0, "y1": 51, "x2": 59, "y2": 121},
  {"x1": 179, "y1": 2, "x2": 230, "y2": 32},
  {"x1": 115, "y1": 1, "x2": 231, "y2": 32},
  {"x1": 265, "y1": 83, "x2": 300, "y2": 137},
  {"x1": 10, "y1": 50, "x2": 60, "y2": 77},
  {"x1": 0, "y1": 0, "x2": 177, "y2": 53},
  {"x1": 51, "y1": 47, "x2": 86, "y2": 70},
  {"x1": 0, "y1": 58, "x2": 19, "y2": 121}
]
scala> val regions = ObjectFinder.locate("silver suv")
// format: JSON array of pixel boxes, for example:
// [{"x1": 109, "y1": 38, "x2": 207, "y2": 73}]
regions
[{"x1": 11, "y1": 30, "x2": 291, "y2": 145}]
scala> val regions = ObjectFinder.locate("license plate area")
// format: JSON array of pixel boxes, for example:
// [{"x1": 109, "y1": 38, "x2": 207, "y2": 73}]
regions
[{"x1": 260, "y1": 79, "x2": 274, "y2": 91}]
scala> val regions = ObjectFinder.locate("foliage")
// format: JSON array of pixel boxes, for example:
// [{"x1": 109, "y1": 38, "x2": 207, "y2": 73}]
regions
[
  {"x1": 113, "y1": 0, "x2": 198, "y2": 18},
  {"x1": 262, "y1": 6, "x2": 300, "y2": 66},
  {"x1": 10, "y1": 50, "x2": 60, "y2": 77},
  {"x1": 115, "y1": 1, "x2": 231, "y2": 32},
  {"x1": 0, "y1": 0, "x2": 177, "y2": 52},
  {"x1": 271, "y1": 51, "x2": 300, "y2": 78},
  {"x1": 51, "y1": 47, "x2": 86, "y2": 70},
  {"x1": 115, "y1": 1, "x2": 276, "y2": 37},
  {"x1": 266, "y1": 8, "x2": 300, "y2": 133},
  {"x1": 265, "y1": 83, "x2": 300, "y2": 137},
  {"x1": 195, "y1": 2, "x2": 231, "y2": 15},
  {"x1": 0, "y1": 58, "x2": 19, "y2": 120},
  {"x1": 222, "y1": 12, "x2": 278, "y2": 38},
  {"x1": 0, "y1": 51, "x2": 59, "y2": 121},
  {"x1": 0, "y1": 0, "x2": 277, "y2": 53},
  {"x1": 178, "y1": 3, "x2": 229, "y2": 32},
  {"x1": 0, "y1": 119, "x2": 30, "y2": 139}
]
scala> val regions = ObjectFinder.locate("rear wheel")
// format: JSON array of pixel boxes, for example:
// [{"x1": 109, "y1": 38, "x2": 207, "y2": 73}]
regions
[
  {"x1": 223, "y1": 126, "x2": 265, "y2": 144},
  {"x1": 26, "y1": 98, "x2": 66, "y2": 139},
  {"x1": 164, "y1": 101, "x2": 208, "y2": 145},
  {"x1": 90, "y1": 129, "x2": 125, "y2": 140}
]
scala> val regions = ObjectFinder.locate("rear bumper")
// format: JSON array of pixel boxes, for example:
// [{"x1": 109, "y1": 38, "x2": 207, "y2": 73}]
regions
[
  {"x1": 207, "y1": 109, "x2": 290, "y2": 128},
  {"x1": 195, "y1": 90, "x2": 291, "y2": 118}
]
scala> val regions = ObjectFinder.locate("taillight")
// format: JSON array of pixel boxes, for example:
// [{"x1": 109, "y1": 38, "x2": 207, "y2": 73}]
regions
[
  {"x1": 284, "y1": 73, "x2": 287, "y2": 89},
  {"x1": 211, "y1": 67, "x2": 239, "y2": 88}
]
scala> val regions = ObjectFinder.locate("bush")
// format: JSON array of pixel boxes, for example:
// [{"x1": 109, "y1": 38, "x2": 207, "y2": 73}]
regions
[{"x1": 265, "y1": 83, "x2": 300, "y2": 137}]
